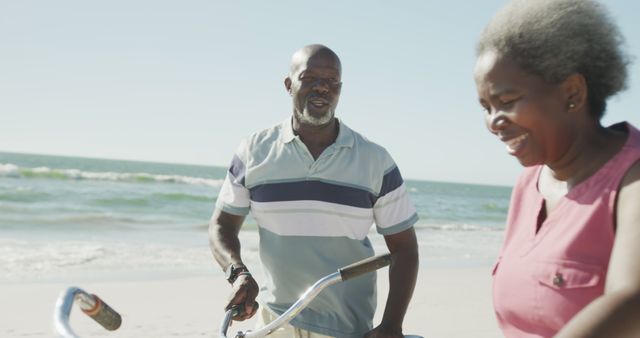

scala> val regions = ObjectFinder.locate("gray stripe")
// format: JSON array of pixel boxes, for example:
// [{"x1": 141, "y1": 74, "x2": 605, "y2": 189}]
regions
[
  {"x1": 219, "y1": 203, "x2": 250, "y2": 216},
  {"x1": 377, "y1": 213, "x2": 419, "y2": 235}
]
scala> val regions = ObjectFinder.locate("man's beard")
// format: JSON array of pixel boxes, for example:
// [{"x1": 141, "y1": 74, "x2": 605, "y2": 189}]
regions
[{"x1": 295, "y1": 107, "x2": 334, "y2": 126}]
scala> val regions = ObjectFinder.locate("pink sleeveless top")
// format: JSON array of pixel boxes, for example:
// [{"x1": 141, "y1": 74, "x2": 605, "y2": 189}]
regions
[{"x1": 493, "y1": 122, "x2": 640, "y2": 337}]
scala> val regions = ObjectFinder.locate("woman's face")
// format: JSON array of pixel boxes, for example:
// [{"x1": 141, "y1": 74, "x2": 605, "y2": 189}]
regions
[{"x1": 474, "y1": 50, "x2": 574, "y2": 167}]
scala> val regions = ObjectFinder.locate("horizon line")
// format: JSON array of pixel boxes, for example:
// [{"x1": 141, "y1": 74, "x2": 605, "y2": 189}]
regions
[{"x1": 0, "y1": 149, "x2": 513, "y2": 189}]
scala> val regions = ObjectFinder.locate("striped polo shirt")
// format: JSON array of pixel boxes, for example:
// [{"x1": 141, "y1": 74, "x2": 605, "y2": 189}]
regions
[{"x1": 215, "y1": 117, "x2": 418, "y2": 338}]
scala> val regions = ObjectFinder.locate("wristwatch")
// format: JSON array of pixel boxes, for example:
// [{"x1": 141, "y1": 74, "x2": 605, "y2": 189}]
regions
[{"x1": 225, "y1": 263, "x2": 250, "y2": 284}]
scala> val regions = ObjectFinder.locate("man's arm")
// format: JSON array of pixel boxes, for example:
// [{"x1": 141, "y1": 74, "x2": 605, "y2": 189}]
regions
[
  {"x1": 209, "y1": 208, "x2": 259, "y2": 321},
  {"x1": 365, "y1": 227, "x2": 419, "y2": 338},
  {"x1": 555, "y1": 161, "x2": 640, "y2": 337}
]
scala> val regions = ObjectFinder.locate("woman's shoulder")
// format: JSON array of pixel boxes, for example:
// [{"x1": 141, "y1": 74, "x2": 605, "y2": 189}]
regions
[{"x1": 613, "y1": 122, "x2": 640, "y2": 184}]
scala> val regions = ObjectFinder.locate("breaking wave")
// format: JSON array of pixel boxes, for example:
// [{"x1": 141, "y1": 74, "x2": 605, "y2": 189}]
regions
[{"x1": 0, "y1": 163, "x2": 223, "y2": 188}]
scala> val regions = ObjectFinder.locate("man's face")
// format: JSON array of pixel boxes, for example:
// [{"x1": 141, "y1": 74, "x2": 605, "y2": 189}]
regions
[{"x1": 286, "y1": 51, "x2": 342, "y2": 126}]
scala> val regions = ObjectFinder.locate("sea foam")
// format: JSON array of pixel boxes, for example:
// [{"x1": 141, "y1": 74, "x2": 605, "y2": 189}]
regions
[{"x1": 0, "y1": 163, "x2": 224, "y2": 187}]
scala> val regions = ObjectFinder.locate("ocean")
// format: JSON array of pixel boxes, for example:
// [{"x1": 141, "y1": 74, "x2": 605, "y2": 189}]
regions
[{"x1": 0, "y1": 152, "x2": 511, "y2": 283}]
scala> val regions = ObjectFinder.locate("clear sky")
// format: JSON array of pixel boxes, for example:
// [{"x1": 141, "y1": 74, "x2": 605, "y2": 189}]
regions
[{"x1": 1, "y1": 1, "x2": 638, "y2": 186}]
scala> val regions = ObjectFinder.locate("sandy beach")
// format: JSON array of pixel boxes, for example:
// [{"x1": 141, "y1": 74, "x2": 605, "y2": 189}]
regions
[
  {"x1": 1, "y1": 266, "x2": 500, "y2": 338},
  {"x1": 0, "y1": 153, "x2": 507, "y2": 337}
]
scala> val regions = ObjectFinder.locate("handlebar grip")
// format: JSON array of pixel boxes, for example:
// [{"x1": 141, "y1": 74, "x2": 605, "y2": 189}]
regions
[
  {"x1": 81, "y1": 294, "x2": 122, "y2": 331},
  {"x1": 339, "y1": 253, "x2": 392, "y2": 281}
]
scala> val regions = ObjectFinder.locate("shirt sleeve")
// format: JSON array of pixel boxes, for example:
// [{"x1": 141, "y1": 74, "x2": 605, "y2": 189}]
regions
[
  {"x1": 373, "y1": 163, "x2": 419, "y2": 235},
  {"x1": 214, "y1": 141, "x2": 251, "y2": 216}
]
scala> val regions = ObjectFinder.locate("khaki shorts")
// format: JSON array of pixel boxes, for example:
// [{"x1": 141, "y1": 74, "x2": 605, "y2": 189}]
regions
[{"x1": 255, "y1": 306, "x2": 334, "y2": 338}]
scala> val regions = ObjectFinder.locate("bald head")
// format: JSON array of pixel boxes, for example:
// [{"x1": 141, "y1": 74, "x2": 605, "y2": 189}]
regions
[{"x1": 289, "y1": 44, "x2": 341, "y2": 77}]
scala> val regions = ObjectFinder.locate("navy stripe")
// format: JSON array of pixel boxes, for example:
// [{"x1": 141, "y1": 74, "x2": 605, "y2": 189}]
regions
[
  {"x1": 228, "y1": 155, "x2": 246, "y2": 186},
  {"x1": 250, "y1": 180, "x2": 375, "y2": 208},
  {"x1": 379, "y1": 166, "x2": 403, "y2": 197}
]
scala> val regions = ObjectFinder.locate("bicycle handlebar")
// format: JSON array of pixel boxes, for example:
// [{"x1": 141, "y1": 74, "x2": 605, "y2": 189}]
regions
[
  {"x1": 219, "y1": 253, "x2": 393, "y2": 338},
  {"x1": 54, "y1": 287, "x2": 122, "y2": 338},
  {"x1": 52, "y1": 253, "x2": 411, "y2": 338}
]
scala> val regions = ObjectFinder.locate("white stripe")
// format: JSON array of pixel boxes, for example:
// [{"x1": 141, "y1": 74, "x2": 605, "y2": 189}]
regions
[
  {"x1": 215, "y1": 173, "x2": 250, "y2": 210},
  {"x1": 250, "y1": 200, "x2": 374, "y2": 240},
  {"x1": 373, "y1": 185, "x2": 417, "y2": 229}
]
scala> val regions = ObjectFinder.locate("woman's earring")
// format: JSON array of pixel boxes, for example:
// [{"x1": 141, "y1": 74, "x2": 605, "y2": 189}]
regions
[{"x1": 568, "y1": 102, "x2": 576, "y2": 109}]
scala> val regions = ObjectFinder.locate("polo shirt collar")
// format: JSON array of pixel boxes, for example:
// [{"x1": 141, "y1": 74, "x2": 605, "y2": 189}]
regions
[
  {"x1": 334, "y1": 119, "x2": 355, "y2": 149},
  {"x1": 280, "y1": 117, "x2": 296, "y2": 143},
  {"x1": 280, "y1": 116, "x2": 355, "y2": 149}
]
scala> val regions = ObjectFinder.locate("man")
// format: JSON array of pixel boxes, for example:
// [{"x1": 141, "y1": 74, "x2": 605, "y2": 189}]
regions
[{"x1": 210, "y1": 44, "x2": 419, "y2": 338}]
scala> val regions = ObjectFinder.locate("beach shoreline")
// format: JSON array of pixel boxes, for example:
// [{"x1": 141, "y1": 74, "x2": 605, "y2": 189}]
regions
[{"x1": 1, "y1": 265, "x2": 501, "y2": 338}]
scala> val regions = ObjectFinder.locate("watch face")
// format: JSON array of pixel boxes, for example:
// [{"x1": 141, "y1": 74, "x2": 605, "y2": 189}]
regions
[{"x1": 226, "y1": 264, "x2": 247, "y2": 283}]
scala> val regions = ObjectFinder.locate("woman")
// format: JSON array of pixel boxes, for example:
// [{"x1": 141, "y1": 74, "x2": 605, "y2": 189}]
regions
[{"x1": 474, "y1": 0, "x2": 640, "y2": 337}]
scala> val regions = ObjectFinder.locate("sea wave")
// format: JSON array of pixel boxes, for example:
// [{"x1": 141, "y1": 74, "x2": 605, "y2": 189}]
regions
[
  {"x1": 0, "y1": 163, "x2": 224, "y2": 188},
  {"x1": 0, "y1": 213, "x2": 146, "y2": 226},
  {"x1": 153, "y1": 192, "x2": 213, "y2": 202},
  {"x1": 0, "y1": 187, "x2": 51, "y2": 202},
  {"x1": 91, "y1": 193, "x2": 212, "y2": 207},
  {"x1": 416, "y1": 222, "x2": 504, "y2": 232},
  {"x1": 482, "y1": 202, "x2": 509, "y2": 213}
]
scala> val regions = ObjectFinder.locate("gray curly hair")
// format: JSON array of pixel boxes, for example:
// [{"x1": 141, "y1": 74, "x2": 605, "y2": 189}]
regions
[{"x1": 476, "y1": 0, "x2": 630, "y2": 119}]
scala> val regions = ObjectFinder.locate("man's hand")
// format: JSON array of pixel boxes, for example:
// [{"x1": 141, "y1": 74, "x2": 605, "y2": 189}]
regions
[
  {"x1": 225, "y1": 274, "x2": 260, "y2": 321},
  {"x1": 363, "y1": 324, "x2": 403, "y2": 338},
  {"x1": 372, "y1": 228, "x2": 418, "y2": 337}
]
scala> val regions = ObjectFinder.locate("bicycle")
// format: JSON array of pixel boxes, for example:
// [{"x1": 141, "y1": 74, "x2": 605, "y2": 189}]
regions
[{"x1": 54, "y1": 253, "x2": 423, "y2": 338}]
